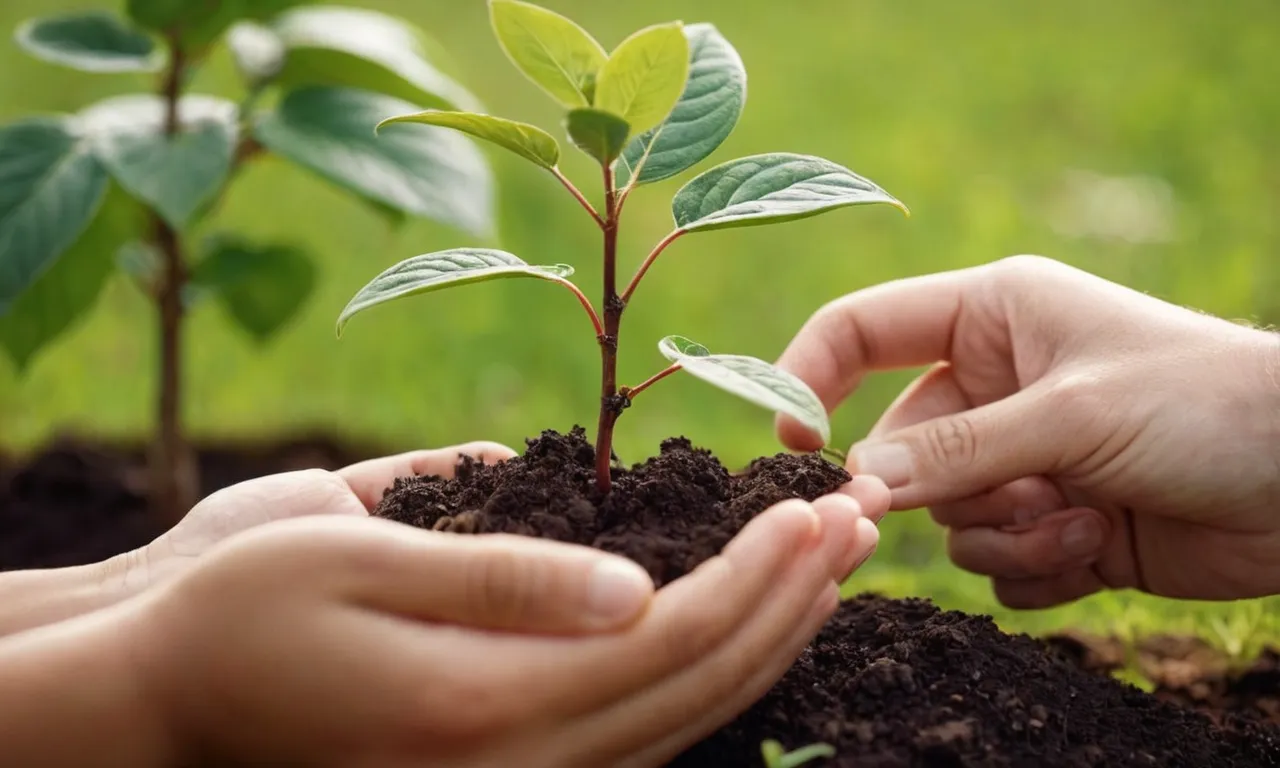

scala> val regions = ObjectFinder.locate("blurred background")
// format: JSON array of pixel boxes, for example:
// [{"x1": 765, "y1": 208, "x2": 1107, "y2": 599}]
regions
[{"x1": 2, "y1": 0, "x2": 1278, "y2": 644}]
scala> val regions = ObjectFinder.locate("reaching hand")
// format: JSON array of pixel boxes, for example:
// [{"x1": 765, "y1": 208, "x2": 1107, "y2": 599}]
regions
[
  {"x1": 112, "y1": 485, "x2": 883, "y2": 767},
  {"x1": 777, "y1": 255, "x2": 1280, "y2": 607}
]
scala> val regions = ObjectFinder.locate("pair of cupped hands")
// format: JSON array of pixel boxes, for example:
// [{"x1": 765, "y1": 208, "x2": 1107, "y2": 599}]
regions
[{"x1": 9, "y1": 255, "x2": 1279, "y2": 768}]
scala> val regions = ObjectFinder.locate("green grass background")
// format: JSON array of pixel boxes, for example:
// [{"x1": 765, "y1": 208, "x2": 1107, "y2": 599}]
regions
[{"x1": 2, "y1": 0, "x2": 1279, "y2": 652}]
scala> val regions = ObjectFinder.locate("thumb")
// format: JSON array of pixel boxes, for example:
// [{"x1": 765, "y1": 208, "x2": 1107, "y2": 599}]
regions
[{"x1": 850, "y1": 388, "x2": 1061, "y2": 510}]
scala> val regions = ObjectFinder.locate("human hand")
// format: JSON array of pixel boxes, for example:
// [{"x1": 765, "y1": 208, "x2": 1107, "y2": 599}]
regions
[
  {"x1": 119, "y1": 486, "x2": 882, "y2": 768},
  {"x1": 130, "y1": 442, "x2": 517, "y2": 592},
  {"x1": 776, "y1": 255, "x2": 1280, "y2": 606}
]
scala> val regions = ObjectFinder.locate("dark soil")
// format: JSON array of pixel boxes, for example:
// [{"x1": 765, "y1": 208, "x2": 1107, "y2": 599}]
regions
[
  {"x1": 0, "y1": 434, "x2": 372, "y2": 571},
  {"x1": 377, "y1": 428, "x2": 1280, "y2": 767}
]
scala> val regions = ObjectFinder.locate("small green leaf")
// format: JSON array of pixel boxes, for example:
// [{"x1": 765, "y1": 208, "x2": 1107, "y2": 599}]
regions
[
  {"x1": 338, "y1": 248, "x2": 574, "y2": 335},
  {"x1": 672, "y1": 153, "x2": 908, "y2": 233},
  {"x1": 0, "y1": 186, "x2": 141, "y2": 371},
  {"x1": 226, "y1": 21, "x2": 286, "y2": 85},
  {"x1": 659, "y1": 335, "x2": 830, "y2": 445},
  {"x1": 14, "y1": 12, "x2": 161, "y2": 74},
  {"x1": 0, "y1": 118, "x2": 109, "y2": 314},
  {"x1": 616, "y1": 23, "x2": 746, "y2": 187},
  {"x1": 489, "y1": 0, "x2": 607, "y2": 108},
  {"x1": 270, "y1": 6, "x2": 480, "y2": 112},
  {"x1": 76, "y1": 94, "x2": 239, "y2": 230},
  {"x1": 192, "y1": 237, "x2": 316, "y2": 343},
  {"x1": 565, "y1": 108, "x2": 630, "y2": 165},
  {"x1": 126, "y1": 0, "x2": 311, "y2": 52},
  {"x1": 254, "y1": 87, "x2": 494, "y2": 237},
  {"x1": 595, "y1": 22, "x2": 690, "y2": 138},
  {"x1": 377, "y1": 110, "x2": 559, "y2": 171}
]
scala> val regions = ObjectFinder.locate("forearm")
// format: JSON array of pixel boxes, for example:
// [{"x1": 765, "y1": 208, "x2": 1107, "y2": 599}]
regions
[
  {"x1": 0, "y1": 551, "x2": 144, "y2": 637},
  {"x1": 0, "y1": 606, "x2": 174, "y2": 767}
]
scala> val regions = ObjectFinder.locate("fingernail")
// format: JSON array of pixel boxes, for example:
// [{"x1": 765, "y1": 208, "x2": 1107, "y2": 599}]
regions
[
  {"x1": 851, "y1": 442, "x2": 914, "y2": 489},
  {"x1": 587, "y1": 559, "x2": 654, "y2": 624},
  {"x1": 1060, "y1": 516, "x2": 1103, "y2": 559}
]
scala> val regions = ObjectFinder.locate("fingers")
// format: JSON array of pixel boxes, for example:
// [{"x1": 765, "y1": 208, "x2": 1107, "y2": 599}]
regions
[
  {"x1": 946, "y1": 508, "x2": 1110, "y2": 580},
  {"x1": 579, "y1": 497, "x2": 863, "y2": 765},
  {"x1": 929, "y1": 476, "x2": 1067, "y2": 530},
  {"x1": 337, "y1": 442, "x2": 517, "y2": 510},
  {"x1": 869, "y1": 362, "x2": 972, "y2": 438},
  {"x1": 838, "y1": 475, "x2": 892, "y2": 525},
  {"x1": 993, "y1": 568, "x2": 1104, "y2": 610},
  {"x1": 774, "y1": 270, "x2": 978, "y2": 450}
]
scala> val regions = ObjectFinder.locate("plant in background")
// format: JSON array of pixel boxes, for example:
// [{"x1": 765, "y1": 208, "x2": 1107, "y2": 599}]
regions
[
  {"x1": 1, "y1": 1, "x2": 495, "y2": 520},
  {"x1": 338, "y1": 0, "x2": 908, "y2": 493}
]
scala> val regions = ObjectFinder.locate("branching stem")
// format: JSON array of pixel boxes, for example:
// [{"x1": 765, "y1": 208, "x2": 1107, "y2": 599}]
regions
[
  {"x1": 619, "y1": 364, "x2": 682, "y2": 402},
  {"x1": 552, "y1": 167, "x2": 605, "y2": 228},
  {"x1": 621, "y1": 229, "x2": 686, "y2": 304},
  {"x1": 556, "y1": 279, "x2": 604, "y2": 337},
  {"x1": 594, "y1": 164, "x2": 623, "y2": 493}
]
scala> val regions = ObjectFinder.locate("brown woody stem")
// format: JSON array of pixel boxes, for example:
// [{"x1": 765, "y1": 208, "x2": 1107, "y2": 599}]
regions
[{"x1": 594, "y1": 165, "x2": 623, "y2": 493}]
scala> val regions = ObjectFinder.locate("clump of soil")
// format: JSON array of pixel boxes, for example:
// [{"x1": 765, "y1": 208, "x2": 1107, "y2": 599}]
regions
[{"x1": 376, "y1": 428, "x2": 1280, "y2": 767}]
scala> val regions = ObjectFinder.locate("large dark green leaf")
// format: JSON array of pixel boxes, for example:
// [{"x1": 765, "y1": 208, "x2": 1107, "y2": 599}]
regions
[
  {"x1": 77, "y1": 94, "x2": 239, "y2": 230},
  {"x1": 565, "y1": 108, "x2": 630, "y2": 166},
  {"x1": 14, "y1": 12, "x2": 162, "y2": 73},
  {"x1": 616, "y1": 23, "x2": 746, "y2": 187},
  {"x1": 0, "y1": 118, "x2": 109, "y2": 314},
  {"x1": 191, "y1": 236, "x2": 316, "y2": 343},
  {"x1": 489, "y1": 0, "x2": 606, "y2": 108},
  {"x1": 0, "y1": 186, "x2": 141, "y2": 371},
  {"x1": 338, "y1": 248, "x2": 573, "y2": 335},
  {"x1": 672, "y1": 153, "x2": 908, "y2": 233},
  {"x1": 254, "y1": 87, "x2": 494, "y2": 237},
  {"x1": 126, "y1": 0, "x2": 312, "y2": 51},
  {"x1": 267, "y1": 6, "x2": 480, "y2": 111},
  {"x1": 594, "y1": 22, "x2": 689, "y2": 138},
  {"x1": 658, "y1": 335, "x2": 831, "y2": 444},
  {"x1": 377, "y1": 110, "x2": 559, "y2": 170}
]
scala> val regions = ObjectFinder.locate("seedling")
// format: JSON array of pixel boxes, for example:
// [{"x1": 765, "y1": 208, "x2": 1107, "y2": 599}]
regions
[
  {"x1": 761, "y1": 739, "x2": 837, "y2": 768},
  {"x1": 337, "y1": 0, "x2": 908, "y2": 493},
  {"x1": 1, "y1": 2, "x2": 495, "y2": 519}
]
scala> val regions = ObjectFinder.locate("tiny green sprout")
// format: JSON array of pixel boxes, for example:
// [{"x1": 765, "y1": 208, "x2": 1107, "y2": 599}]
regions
[
  {"x1": 761, "y1": 739, "x2": 837, "y2": 768},
  {"x1": 338, "y1": 0, "x2": 909, "y2": 494}
]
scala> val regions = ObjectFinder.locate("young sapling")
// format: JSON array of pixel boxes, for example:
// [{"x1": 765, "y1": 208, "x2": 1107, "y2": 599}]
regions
[
  {"x1": 760, "y1": 739, "x2": 838, "y2": 768},
  {"x1": 337, "y1": 0, "x2": 908, "y2": 493}
]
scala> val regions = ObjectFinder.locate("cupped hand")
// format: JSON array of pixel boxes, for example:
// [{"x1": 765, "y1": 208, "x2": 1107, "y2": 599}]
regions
[
  {"x1": 776, "y1": 255, "x2": 1280, "y2": 606},
  {"x1": 130, "y1": 442, "x2": 517, "y2": 590},
  {"x1": 120, "y1": 484, "x2": 884, "y2": 767}
]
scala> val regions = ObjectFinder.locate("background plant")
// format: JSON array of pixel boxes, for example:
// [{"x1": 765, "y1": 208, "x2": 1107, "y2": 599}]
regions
[
  {"x1": 336, "y1": 0, "x2": 907, "y2": 492},
  {"x1": 0, "y1": 0, "x2": 496, "y2": 520}
]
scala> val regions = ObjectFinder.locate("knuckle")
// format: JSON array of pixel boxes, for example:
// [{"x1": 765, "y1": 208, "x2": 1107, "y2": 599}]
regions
[
  {"x1": 466, "y1": 548, "x2": 538, "y2": 627},
  {"x1": 919, "y1": 414, "x2": 980, "y2": 471},
  {"x1": 1044, "y1": 373, "x2": 1108, "y2": 424},
  {"x1": 991, "y1": 254, "x2": 1061, "y2": 282}
]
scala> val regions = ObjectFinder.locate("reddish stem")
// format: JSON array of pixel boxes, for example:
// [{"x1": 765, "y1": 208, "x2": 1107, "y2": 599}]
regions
[
  {"x1": 620, "y1": 364, "x2": 682, "y2": 402},
  {"x1": 620, "y1": 229, "x2": 686, "y2": 304},
  {"x1": 556, "y1": 278, "x2": 604, "y2": 337},
  {"x1": 552, "y1": 167, "x2": 605, "y2": 229},
  {"x1": 594, "y1": 165, "x2": 622, "y2": 494}
]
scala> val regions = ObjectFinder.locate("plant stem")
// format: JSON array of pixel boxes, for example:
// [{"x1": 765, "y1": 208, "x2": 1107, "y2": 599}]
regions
[
  {"x1": 552, "y1": 167, "x2": 605, "y2": 228},
  {"x1": 594, "y1": 165, "x2": 623, "y2": 494},
  {"x1": 149, "y1": 38, "x2": 197, "y2": 524},
  {"x1": 620, "y1": 229, "x2": 686, "y2": 304},
  {"x1": 619, "y1": 364, "x2": 682, "y2": 402}
]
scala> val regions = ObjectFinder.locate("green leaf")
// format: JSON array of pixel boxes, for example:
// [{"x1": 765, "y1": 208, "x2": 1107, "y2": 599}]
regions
[
  {"x1": 595, "y1": 22, "x2": 689, "y2": 138},
  {"x1": 659, "y1": 335, "x2": 831, "y2": 444},
  {"x1": 0, "y1": 118, "x2": 109, "y2": 314},
  {"x1": 13, "y1": 12, "x2": 161, "y2": 74},
  {"x1": 191, "y1": 237, "x2": 316, "y2": 343},
  {"x1": 0, "y1": 186, "x2": 141, "y2": 371},
  {"x1": 672, "y1": 153, "x2": 908, "y2": 233},
  {"x1": 338, "y1": 248, "x2": 573, "y2": 335},
  {"x1": 616, "y1": 23, "x2": 746, "y2": 187},
  {"x1": 377, "y1": 110, "x2": 559, "y2": 171},
  {"x1": 269, "y1": 6, "x2": 480, "y2": 112},
  {"x1": 254, "y1": 87, "x2": 494, "y2": 237},
  {"x1": 565, "y1": 108, "x2": 630, "y2": 165},
  {"x1": 226, "y1": 21, "x2": 285, "y2": 85},
  {"x1": 76, "y1": 94, "x2": 239, "y2": 230},
  {"x1": 126, "y1": 0, "x2": 312, "y2": 52},
  {"x1": 489, "y1": 0, "x2": 607, "y2": 108}
]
